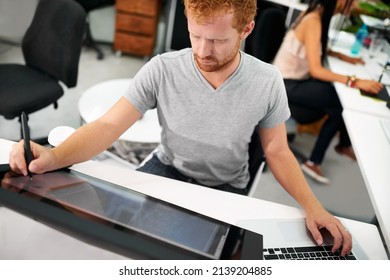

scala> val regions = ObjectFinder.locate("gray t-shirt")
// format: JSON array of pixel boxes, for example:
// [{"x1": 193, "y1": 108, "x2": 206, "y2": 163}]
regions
[{"x1": 125, "y1": 48, "x2": 290, "y2": 189}]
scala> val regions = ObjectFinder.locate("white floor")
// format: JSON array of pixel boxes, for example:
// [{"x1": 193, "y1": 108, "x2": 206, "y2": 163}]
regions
[{"x1": 0, "y1": 39, "x2": 378, "y2": 259}]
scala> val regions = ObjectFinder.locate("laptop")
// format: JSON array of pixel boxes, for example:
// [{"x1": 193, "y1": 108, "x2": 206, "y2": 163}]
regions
[{"x1": 236, "y1": 218, "x2": 368, "y2": 260}]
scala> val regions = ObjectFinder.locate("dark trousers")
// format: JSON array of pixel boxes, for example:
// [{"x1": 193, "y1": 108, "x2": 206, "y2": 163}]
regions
[
  {"x1": 285, "y1": 78, "x2": 351, "y2": 165},
  {"x1": 136, "y1": 154, "x2": 248, "y2": 195}
]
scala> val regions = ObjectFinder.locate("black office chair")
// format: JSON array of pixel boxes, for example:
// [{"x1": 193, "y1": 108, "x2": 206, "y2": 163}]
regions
[
  {"x1": 76, "y1": 0, "x2": 115, "y2": 60},
  {"x1": 245, "y1": 127, "x2": 266, "y2": 197},
  {"x1": 251, "y1": 7, "x2": 326, "y2": 162},
  {"x1": 0, "y1": 0, "x2": 86, "y2": 143},
  {"x1": 251, "y1": 7, "x2": 287, "y2": 64}
]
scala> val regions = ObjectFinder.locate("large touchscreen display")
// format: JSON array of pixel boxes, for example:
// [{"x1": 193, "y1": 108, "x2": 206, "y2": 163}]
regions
[{"x1": 1, "y1": 170, "x2": 229, "y2": 259}]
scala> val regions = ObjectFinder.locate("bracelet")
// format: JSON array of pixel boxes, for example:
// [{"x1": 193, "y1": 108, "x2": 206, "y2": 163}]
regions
[{"x1": 346, "y1": 75, "x2": 357, "y2": 88}]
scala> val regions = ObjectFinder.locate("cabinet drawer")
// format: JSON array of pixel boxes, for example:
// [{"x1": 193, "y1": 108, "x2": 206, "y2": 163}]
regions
[
  {"x1": 116, "y1": 0, "x2": 159, "y2": 17},
  {"x1": 116, "y1": 13, "x2": 156, "y2": 35},
  {"x1": 114, "y1": 32, "x2": 155, "y2": 56}
]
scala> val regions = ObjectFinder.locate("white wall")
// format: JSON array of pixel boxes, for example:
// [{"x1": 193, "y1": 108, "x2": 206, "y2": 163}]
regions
[
  {"x1": 89, "y1": 5, "x2": 115, "y2": 43},
  {"x1": 0, "y1": 0, "x2": 39, "y2": 43}
]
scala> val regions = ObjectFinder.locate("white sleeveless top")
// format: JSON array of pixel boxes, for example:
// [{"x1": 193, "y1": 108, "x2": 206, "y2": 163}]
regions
[
  {"x1": 273, "y1": 30, "x2": 310, "y2": 79},
  {"x1": 273, "y1": 14, "x2": 321, "y2": 80}
]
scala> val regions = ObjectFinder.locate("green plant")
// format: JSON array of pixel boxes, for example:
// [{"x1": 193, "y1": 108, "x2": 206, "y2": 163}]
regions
[{"x1": 358, "y1": 0, "x2": 390, "y2": 19}]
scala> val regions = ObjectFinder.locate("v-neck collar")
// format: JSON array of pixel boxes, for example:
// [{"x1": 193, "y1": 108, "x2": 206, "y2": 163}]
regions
[{"x1": 191, "y1": 51, "x2": 243, "y2": 93}]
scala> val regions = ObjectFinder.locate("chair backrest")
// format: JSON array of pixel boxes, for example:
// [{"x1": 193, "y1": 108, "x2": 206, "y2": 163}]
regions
[
  {"x1": 251, "y1": 8, "x2": 287, "y2": 63},
  {"x1": 22, "y1": 0, "x2": 86, "y2": 88},
  {"x1": 245, "y1": 127, "x2": 266, "y2": 197},
  {"x1": 244, "y1": 9, "x2": 286, "y2": 196},
  {"x1": 76, "y1": 0, "x2": 115, "y2": 12}
]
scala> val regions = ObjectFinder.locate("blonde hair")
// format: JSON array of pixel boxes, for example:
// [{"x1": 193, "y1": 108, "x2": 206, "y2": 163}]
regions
[{"x1": 183, "y1": 0, "x2": 257, "y2": 32}]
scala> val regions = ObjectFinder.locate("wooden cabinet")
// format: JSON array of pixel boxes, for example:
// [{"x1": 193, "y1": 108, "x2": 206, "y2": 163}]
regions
[{"x1": 114, "y1": 0, "x2": 160, "y2": 57}]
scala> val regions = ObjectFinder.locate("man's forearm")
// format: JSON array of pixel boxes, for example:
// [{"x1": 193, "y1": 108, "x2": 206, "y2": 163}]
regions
[
  {"x1": 52, "y1": 120, "x2": 121, "y2": 169},
  {"x1": 266, "y1": 149, "x2": 323, "y2": 212}
]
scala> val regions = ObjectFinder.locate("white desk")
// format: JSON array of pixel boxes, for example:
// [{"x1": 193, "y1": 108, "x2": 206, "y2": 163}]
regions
[
  {"x1": 0, "y1": 207, "x2": 128, "y2": 260},
  {"x1": 265, "y1": 0, "x2": 307, "y2": 11},
  {"x1": 265, "y1": 0, "x2": 306, "y2": 27},
  {"x1": 327, "y1": 36, "x2": 390, "y2": 256},
  {"x1": 327, "y1": 56, "x2": 390, "y2": 118},
  {"x1": 327, "y1": 32, "x2": 390, "y2": 118},
  {"x1": 342, "y1": 110, "x2": 390, "y2": 252},
  {"x1": 360, "y1": 14, "x2": 389, "y2": 32},
  {"x1": 0, "y1": 138, "x2": 13, "y2": 164},
  {"x1": 0, "y1": 138, "x2": 387, "y2": 259},
  {"x1": 78, "y1": 79, "x2": 161, "y2": 143}
]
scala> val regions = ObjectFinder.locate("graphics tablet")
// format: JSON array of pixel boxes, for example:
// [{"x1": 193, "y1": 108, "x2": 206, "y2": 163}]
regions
[
  {"x1": 0, "y1": 169, "x2": 262, "y2": 260},
  {"x1": 360, "y1": 86, "x2": 390, "y2": 103}
]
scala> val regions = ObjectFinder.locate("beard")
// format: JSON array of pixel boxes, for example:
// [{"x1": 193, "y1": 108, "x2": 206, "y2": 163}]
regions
[{"x1": 194, "y1": 39, "x2": 241, "y2": 72}]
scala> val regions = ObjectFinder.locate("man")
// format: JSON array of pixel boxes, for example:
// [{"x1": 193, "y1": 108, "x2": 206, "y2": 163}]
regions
[{"x1": 9, "y1": 0, "x2": 352, "y2": 256}]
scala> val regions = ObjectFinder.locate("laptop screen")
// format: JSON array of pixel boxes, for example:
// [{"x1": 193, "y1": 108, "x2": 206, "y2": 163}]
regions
[{"x1": 0, "y1": 169, "x2": 262, "y2": 259}]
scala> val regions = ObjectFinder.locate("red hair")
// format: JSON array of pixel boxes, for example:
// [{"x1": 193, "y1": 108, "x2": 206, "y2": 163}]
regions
[{"x1": 183, "y1": 0, "x2": 257, "y2": 32}]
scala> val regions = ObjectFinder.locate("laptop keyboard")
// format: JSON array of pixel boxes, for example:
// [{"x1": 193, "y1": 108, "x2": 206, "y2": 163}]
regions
[{"x1": 263, "y1": 246, "x2": 357, "y2": 260}]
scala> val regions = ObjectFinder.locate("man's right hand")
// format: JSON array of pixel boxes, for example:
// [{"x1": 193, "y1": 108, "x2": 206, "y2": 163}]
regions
[{"x1": 9, "y1": 140, "x2": 56, "y2": 176}]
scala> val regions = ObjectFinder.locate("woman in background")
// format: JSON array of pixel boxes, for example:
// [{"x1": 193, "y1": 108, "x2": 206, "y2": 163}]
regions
[{"x1": 273, "y1": 0, "x2": 383, "y2": 184}]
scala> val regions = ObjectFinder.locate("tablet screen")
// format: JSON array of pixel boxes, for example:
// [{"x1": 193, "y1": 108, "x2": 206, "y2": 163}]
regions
[{"x1": 0, "y1": 170, "x2": 230, "y2": 259}]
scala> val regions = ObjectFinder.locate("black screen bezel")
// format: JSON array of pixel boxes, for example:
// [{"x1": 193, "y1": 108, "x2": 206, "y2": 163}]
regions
[{"x1": 0, "y1": 169, "x2": 262, "y2": 260}]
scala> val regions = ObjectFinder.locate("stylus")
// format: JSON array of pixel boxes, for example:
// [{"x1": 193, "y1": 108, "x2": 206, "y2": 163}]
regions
[
  {"x1": 21, "y1": 112, "x2": 33, "y2": 179},
  {"x1": 378, "y1": 70, "x2": 384, "y2": 83}
]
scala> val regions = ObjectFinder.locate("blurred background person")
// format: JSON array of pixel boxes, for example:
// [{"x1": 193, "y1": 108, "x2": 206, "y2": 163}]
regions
[{"x1": 273, "y1": 0, "x2": 383, "y2": 184}]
